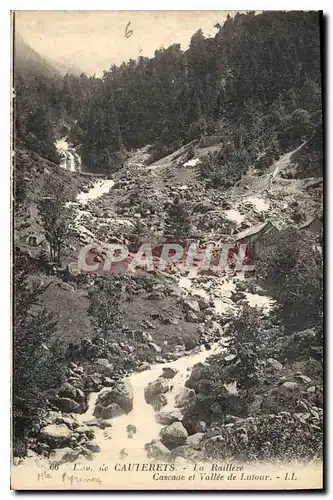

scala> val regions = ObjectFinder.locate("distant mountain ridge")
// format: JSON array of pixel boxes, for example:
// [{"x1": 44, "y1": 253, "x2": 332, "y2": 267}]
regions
[{"x1": 14, "y1": 33, "x2": 82, "y2": 77}]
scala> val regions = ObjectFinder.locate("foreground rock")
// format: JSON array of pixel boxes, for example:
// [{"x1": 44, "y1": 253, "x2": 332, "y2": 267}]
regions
[
  {"x1": 144, "y1": 377, "x2": 171, "y2": 410},
  {"x1": 94, "y1": 381, "x2": 133, "y2": 418},
  {"x1": 94, "y1": 358, "x2": 114, "y2": 378},
  {"x1": 162, "y1": 367, "x2": 179, "y2": 379},
  {"x1": 160, "y1": 422, "x2": 188, "y2": 449},
  {"x1": 145, "y1": 439, "x2": 172, "y2": 460},
  {"x1": 174, "y1": 387, "x2": 196, "y2": 409},
  {"x1": 156, "y1": 409, "x2": 183, "y2": 425},
  {"x1": 40, "y1": 424, "x2": 72, "y2": 448},
  {"x1": 186, "y1": 432, "x2": 205, "y2": 450}
]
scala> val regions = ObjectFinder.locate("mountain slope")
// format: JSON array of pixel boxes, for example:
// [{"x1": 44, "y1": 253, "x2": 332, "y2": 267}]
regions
[{"x1": 14, "y1": 33, "x2": 60, "y2": 77}]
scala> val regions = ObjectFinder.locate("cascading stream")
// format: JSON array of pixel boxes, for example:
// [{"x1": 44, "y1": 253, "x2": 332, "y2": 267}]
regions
[
  {"x1": 55, "y1": 137, "x2": 82, "y2": 173},
  {"x1": 77, "y1": 342, "x2": 226, "y2": 462}
]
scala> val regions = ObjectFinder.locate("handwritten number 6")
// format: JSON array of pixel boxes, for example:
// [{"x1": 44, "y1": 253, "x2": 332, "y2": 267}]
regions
[{"x1": 125, "y1": 22, "x2": 133, "y2": 39}]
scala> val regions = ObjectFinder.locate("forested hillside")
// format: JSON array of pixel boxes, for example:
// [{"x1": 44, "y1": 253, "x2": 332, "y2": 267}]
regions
[{"x1": 15, "y1": 11, "x2": 322, "y2": 174}]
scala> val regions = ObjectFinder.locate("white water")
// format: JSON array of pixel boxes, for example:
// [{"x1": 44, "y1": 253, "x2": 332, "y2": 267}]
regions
[
  {"x1": 55, "y1": 137, "x2": 82, "y2": 173},
  {"x1": 244, "y1": 196, "x2": 270, "y2": 212},
  {"x1": 77, "y1": 342, "x2": 225, "y2": 462},
  {"x1": 76, "y1": 180, "x2": 115, "y2": 205},
  {"x1": 225, "y1": 209, "x2": 245, "y2": 224},
  {"x1": 183, "y1": 158, "x2": 201, "y2": 168}
]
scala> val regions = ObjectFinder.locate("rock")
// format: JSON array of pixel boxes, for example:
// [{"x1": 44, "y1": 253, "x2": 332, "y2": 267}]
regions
[
  {"x1": 156, "y1": 410, "x2": 183, "y2": 425},
  {"x1": 144, "y1": 378, "x2": 170, "y2": 406},
  {"x1": 182, "y1": 299, "x2": 201, "y2": 313},
  {"x1": 139, "y1": 331, "x2": 153, "y2": 343},
  {"x1": 185, "y1": 363, "x2": 208, "y2": 391},
  {"x1": 137, "y1": 362, "x2": 151, "y2": 372},
  {"x1": 75, "y1": 426, "x2": 95, "y2": 439},
  {"x1": 195, "y1": 421, "x2": 207, "y2": 433},
  {"x1": 175, "y1": 387, "x2": 196, "y2": 409},
  {"x1": 103, "y1": 377, "x2": 115, "y2": 387},
  {"x1": 86, "y1": 440, "x2": 101, "y2": 453},
  {"x1": 197, "y1": 296, "x2": 210, "y2": 310},
  {"x1": 148, "y1": 342, "x2": 162, "y2": 353},
  {"x1": 145, "y1": 439, "x2": 171, "y2": 460},
  {"x1": 186, "y1": 311, "x2": 200, "y2": 323},
  {"x1": 99, "y1": 403, "x2": 123, "y2": 419},
  {"x1": 281, "y1": 381, "x2": 299, "y2": 391},
  {"x1": 58, "y1": 383, "x2": 86, "y2": 403},
  {"x1": 94, "y1": 358, "x2": 114, "y2": 378},
  {"x1": 160, "y1": 422, "x2": 188, "y2": 449},
  {"x1": 50, "y1": 447, "x2": 79, "y2": 463},
  {"x1": 267, "y1": 358, "x2": 283, "y2": 370},
  {"x1": 40, "y1": 424, "x2": 72, "y2": 448},
  {"x1": 170, "y1": 445, "x2": 204, "y2": 461},
  {"x1": 186, "y1": 432, "x2": 205, "y2": 450},
  {"x1": 86, "y1": 373, "x2": 103, "y2": 391},
  {"x1": 231, "y1": 292, "x2": 245, "y2": 303},
  {"x1": 224, "y1": 354, "x2": 237, "y2": 362},
  {"x1": 295, "y1": 374, "x2": 312, "y2": 384},
  {"x1": 148, "y1": 291, "x2": 165, "y2": 300},
  {"x1": 184, "y1": 336, "x2": 198, "y2": 351},
  {"x1": 57, "y1": 398, "x2": 82, "y2": 414},
  {"x1": 162, "y1": 367, "x2": 179, "y2": 379},
  {"x1": 94, "y1": 381, "x2": 133, "y2": 417}
]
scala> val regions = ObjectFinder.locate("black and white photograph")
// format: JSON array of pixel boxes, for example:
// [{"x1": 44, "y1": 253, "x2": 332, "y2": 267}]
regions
[{"x1": 11, "y1": 10, "x2": 323, "y2": 490}]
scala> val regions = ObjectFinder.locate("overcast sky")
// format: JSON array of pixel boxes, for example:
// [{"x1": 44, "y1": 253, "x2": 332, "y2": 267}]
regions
[{"x1": 15, "y1": 10, "x2": 238, "y2": 76}]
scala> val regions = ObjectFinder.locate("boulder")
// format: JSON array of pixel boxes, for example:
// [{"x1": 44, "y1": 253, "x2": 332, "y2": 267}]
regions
[
  {"x1": 195, "y1": 421, "x2": 207, "y2": 433},
  {"x1": 185, "y1": 363, "x2": 208, "y2": 390},
  {"x1": 103, "y1": 377, "x2": 115, "y2": 387},
  {"x1": 148, "y1": 291, "x2": 165, "y2": 300},
  {"x1": 86, "y1": 440, "x2": 101, "y2": 453},
  {"x1": 58, "y1": 383, "x2": 86, "y2": 403},
  {"x1": 160, "y1": 422, "x2": 188, "y2": 449},
  {"x1": 295, "y1": 374, "x2": 312, "y2": 384},
  {"x1": 94, "y1": 381, "x2": 133, "y2": 417},
  {"x1": 267, "y1": 358, "x2": 283, "y2": 371},
  {"x1": 138, "y1": 362, "x2": 151, "y2": 372},
  {"x1": 170, "y1": 444, "x2": 206, "y2": 461},
  {"x1": 86, "y1": 373, "x2": 103, "y2": 391},
  {"x1": 280, "y1": 381, "x2": 299, "y2": 391},
  {"x1": 75, "y1": 426, "x2": 95, "y2": 439},
  {"x1": 197, "y1": 296, "x2": 211, "y2": 310},
  {"x1": 186, "y1": 432, "x2": 205, "y2": 450},
  {"x1": 57, "y1": 398, "x2": 82, "y2": 414},
  {"x1": 144, "y1": 378, "x2": 170, "y2": 406},
  {"x1": 40, "y1": 424, "x2": 72, "y2": 448},
  {"x1": 162, "y1": 367, "x2": 179, "y2": 379},
  {"x1": 182, "y1": 299, "x2": 201, "y2": 313},
  {"x1": 148, "y1": 342, "x2": 162, "y2": 353},
  {"x1": 94, "y1": 358, "x2": 114, "y2": 378},
  {"x1": 175, "y1": 387, "x2": 196, "y2": 409},
  {"x1": 156, "y1": 410, "x2": 183, "y2": 425},
  {"x1": 230, "y1": 292, "x2": 245, "y2": 303},
  {"x1": 184, "y1": 336, "x2": 199, "y2": 351},
  {"x1": 99, "y1": 403, "x2": 123, "y2": 419},
  {"x1": 50, "y1": 447, "x2": 79, "y2": 463},
  {"x1": 186, "y1": 311, "x2": 200, "y2": 323},
  {"x1": 138, "y1": 331, "x2": 153, "y2": 343}
]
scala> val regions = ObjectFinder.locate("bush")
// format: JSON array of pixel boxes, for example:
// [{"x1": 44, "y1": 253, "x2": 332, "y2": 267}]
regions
[
  {"x1": 199, "y1": 148, "x2": 252, "y2": 188},
  {"x1": 257, "y1": 229, "x2": 323, "y2": 330},
  {"x1": 13, "y1": 250, "x2": 66, "y2": 455}
]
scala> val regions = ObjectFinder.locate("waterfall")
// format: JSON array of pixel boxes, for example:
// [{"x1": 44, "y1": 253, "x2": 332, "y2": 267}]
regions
[{"x1": 55, "y1": 137, "x2": 82, "y2": 173}]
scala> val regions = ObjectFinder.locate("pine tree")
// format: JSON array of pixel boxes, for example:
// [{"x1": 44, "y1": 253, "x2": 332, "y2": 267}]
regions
[{"x1": 164, "y1": 196, "x2": 192, "y2": 240}]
